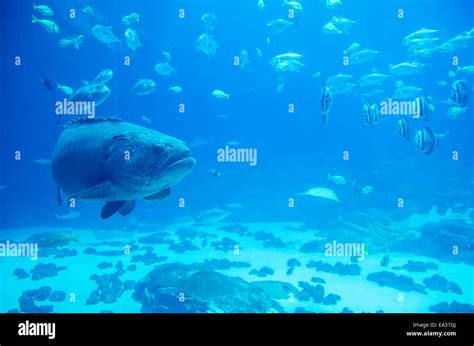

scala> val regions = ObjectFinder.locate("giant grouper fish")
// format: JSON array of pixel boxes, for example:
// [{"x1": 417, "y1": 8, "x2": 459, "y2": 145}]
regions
[{"x1": 51, "y1": 117, "x2": 196, "y2": 219}]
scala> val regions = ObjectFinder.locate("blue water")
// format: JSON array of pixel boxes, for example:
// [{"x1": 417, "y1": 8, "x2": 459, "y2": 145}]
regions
[{"x1": 0, "y1": 0, "x2": 473, "y2": 313}]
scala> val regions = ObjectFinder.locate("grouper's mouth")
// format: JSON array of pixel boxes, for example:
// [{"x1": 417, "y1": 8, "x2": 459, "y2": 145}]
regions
[
  {"x1": 167, "y1": 155, "x2": 196, "y2": 172},
  {"x1": 131, "y1": 148, "x2": 195, "y2": 190},
  {"x1": 165, "y1": 149, "x2": 196, "y2": 174},
  {"x1": 142, "y1": 151, "x2": 195, "y2": 181}
]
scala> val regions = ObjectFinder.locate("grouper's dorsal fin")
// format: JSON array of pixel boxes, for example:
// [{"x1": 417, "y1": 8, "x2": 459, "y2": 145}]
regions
[{"x1": 61, "y1": 117, "x2": 123, "y2": 131}]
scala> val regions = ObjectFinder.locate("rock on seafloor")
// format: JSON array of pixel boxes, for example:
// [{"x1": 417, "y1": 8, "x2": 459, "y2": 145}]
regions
[
  {"x1": 307, "y1": 260, "x2": 361, "y2": 276},
  {"x1": 219, "y1": 223, "x2": 249, "y2": 236},
  {"x1": 49, "y1": 290, "x2": 67, "y2": 302},
  {"x1": 13, "y1": 268, "x2": 30, "y2": 279},
  {"x1": 393, "y1": 260, "x2": 439, "y2": 272},
  {"x1": 423, "y1": 274, "x2": 463, "y2": 295},
  {"x1": 311, "y1": 277, "x2": 326, "y2": 284},
  {"x1": 250, "y1": 230, "x2": 290, "y2": 248},
  {"x1": 138, "y1": 232, "x2": 173, "y2": 245},
  {"x1": 367, "y1": 271, "x2": 426, "y2": 294},
  {"x1": 322, "y1": 293, "x2": 341, "y2": 305},
  {"x1": 249, "y1": 266, "x2": 274, "y2": 278},
  {"x1": 429, "y1": 300, "x2": 474, "y2": 313},
  {"x1": 168, "y1": 240, "x2": 200, "y2": 253},
  {"x1": 297, "y1": 281, "x2": 325, "y2": 303},
  {"x1": 97, "y1": 261, "x2": 113, "y2": 270},
  {"x1": 17, "y1": 286, "x2": 55, "y2": 313},
  {"x1": 299, "y1": 240, "x2": 324, "y2": 253},
  {"x1": 210, "y1": 237, "x2": 238, "y2": 252},
  {"x1": 201, "y1": 258, "x2": 251, "y2": 270},
  {"x1": 287, "y1": 258, "x2": 302, "y2": 267},
  {"x1": 31, "y1": 263, "x2": 67, "y2": 281},
  {"x1": 132, "y1": 262, "x2": 283, "y2": 312}
]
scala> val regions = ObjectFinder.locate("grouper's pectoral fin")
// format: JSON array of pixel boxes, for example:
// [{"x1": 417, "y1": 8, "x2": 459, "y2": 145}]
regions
[
  {"x1": 69, "y1": 181, "x2": 116, "y2": 200},
  {"x1": 143, "y1": 187, "x2": 172, "y2": 201},
  {"x1": 101, "y1": 201, "x2": 123, "y2": 219},
  {"x1": 119, "y1": 200, "x2": 136, "y2": 216},
  {"x1": 101, "y1": 200, "x2": 136, "y2": 219}
]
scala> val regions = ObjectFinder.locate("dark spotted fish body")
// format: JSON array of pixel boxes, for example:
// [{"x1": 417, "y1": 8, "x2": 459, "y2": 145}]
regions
[{"x1": 51, "y1": 117, "x2": 195, "y2": 218}]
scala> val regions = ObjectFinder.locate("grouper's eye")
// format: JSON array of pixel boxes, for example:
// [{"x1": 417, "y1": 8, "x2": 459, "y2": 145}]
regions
[{"x1": 153, "y1": 146, "x2": 165, "y2": 155}]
